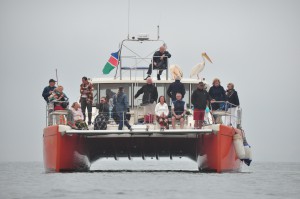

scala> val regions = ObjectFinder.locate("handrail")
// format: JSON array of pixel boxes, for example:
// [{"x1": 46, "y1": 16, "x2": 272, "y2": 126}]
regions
[{"x1": 209, "y1": 101, "x2": 242, "y2": 127}]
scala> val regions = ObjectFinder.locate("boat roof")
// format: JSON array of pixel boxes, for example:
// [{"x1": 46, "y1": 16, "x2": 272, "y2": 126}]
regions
[{"x1": 91, "y1": 77, "x2": 207, "y2": 84}]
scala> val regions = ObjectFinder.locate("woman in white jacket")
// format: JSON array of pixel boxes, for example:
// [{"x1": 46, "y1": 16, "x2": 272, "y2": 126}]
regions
[{"x1": 155, "y1": 96, "x2": 169, "y2": 129}]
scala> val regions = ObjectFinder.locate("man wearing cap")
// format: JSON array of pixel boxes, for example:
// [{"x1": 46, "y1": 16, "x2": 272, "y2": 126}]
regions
[
  {"x1": 42, "y1": 79, "x2": 57, "y2": 103},
  {"x1": 167, "y1": 76, "x2": 186, "y2": 101},
  {"x1": 42, "y1": 79, "x2": 57, "y2": 126},
  {"x1": 113, "y1": 87, "x2": 132, "y2": 131},
  {"x1": 191, "y1": 82, "x2": 211, "y2": 129}
]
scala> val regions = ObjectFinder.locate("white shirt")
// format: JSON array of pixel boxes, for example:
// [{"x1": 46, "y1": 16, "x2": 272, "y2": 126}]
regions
[
  {"x1": 71, "y1": 107, "x2": 84, "y2": 121},
  {"x1": 155, "y1": 103, "x2": 169, "y2": 116}
]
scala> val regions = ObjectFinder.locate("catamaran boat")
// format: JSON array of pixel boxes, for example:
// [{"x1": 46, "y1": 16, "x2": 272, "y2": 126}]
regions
[{"x1": 43, "y1": 35, "x2": 252, "y2": 173}]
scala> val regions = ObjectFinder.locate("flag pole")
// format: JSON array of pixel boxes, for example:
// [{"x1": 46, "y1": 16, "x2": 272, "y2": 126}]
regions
[{"x1": 55, "y1": 68, "x2": 59, "y2": 85}]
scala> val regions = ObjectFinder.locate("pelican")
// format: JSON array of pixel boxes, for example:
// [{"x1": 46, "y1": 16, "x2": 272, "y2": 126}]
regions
[
  {"x1": 169, "y1": 64, "x2": 183, "y2": 80},
  {"x1": 190, "y1": 52, "x2": 213, "y2": 79}
]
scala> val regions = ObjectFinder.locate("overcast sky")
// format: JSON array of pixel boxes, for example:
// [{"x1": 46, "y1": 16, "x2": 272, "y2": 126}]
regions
[{"x1": 0, "y1": 0, "x2": 299, "y2": 162}]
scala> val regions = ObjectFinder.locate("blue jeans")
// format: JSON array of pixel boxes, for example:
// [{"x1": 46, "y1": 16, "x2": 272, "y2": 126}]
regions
[{"x1": 118, "y1": 112, "x2": 131, "y2": 130}]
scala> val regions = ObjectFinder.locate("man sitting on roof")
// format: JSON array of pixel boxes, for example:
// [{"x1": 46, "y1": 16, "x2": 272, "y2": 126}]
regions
[
  {"x1": 145, "y1": 45, "x2": 171, "y2": 80},
  {"x1": 171, "y1": 93, "x2": 187, "y2": 129}
]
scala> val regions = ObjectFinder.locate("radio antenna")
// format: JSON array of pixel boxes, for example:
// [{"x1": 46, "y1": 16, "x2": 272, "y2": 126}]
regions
[
  {"x1": 55, "y1": 68, "x2": 59, "y2": 85},
  {"x1": 157, "y1": 25, "x2": 160, "y2": 40},
  {"x1": 127, "y1": 0, "x2": 130, "y2": 39}
]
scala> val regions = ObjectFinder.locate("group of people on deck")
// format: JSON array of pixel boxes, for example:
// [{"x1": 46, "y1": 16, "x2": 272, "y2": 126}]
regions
[
  {"x1": 42, "y1": 77, "x2": 95, "y2": 129},
  {"x1": 42, "y1": 75, "x2": 240, "y2": 130},
  {"x1": 42, "y1": 42, "x2": 239, "y2": 130}
]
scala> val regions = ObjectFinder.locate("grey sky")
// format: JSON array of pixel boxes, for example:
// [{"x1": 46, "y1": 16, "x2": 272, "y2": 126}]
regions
[{"x1": 0, "y1": 0, "x2": 299, "y2": 162}]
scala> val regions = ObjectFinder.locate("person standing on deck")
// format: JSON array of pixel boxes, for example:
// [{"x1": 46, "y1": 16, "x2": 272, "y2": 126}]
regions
[
  {"x1": 42, "y1": 79, "x2": 57, "y2": 103},
  {"x1": 209, "y1": 78, "x2": 227, "y2": 124},
  {"x1": 167, "y1": 76, "x2": 186, "y2": 101},
  {"x1": 225, "y1": 83, "x2": 240, "y2": 127},
  {"x1": 134, "y1": 77, "x2": 158, "y2": 122},
  {"x1": 145, "y1": 45, "x2": 171, "y2": 80},
  {"x1": 209, "y1": 78, "x2": 227, "y2": 110},
  {"x1": 113, "y1": 87, "x2": 132, "y2": 131},
  {"x1": 80, "y1": 77, "x2": 94, "y2": 125},
  {"x1": 191, "y1": 82, "x2": 211, "y2": 129},
  {"x1": 42, "y1": 79, "x2": 57, "y2": 126}
]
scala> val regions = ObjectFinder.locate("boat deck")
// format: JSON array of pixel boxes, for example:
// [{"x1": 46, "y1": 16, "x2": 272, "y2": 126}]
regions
[{"x1": 65, "y1": 128, "x2": 213, "y2": 137}]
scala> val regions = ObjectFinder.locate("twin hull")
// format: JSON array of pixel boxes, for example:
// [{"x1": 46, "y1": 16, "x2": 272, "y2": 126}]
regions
[{"x1": 43, "y1": 125, "x2": 241, "y2": 173}]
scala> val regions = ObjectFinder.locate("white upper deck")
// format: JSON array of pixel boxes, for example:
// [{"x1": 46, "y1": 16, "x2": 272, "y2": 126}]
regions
[{"x1": 91, "y1": 77, "x2": 206, "y2": 85}]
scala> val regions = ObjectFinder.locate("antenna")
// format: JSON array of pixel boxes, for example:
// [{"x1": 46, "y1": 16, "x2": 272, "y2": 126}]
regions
[
  {"x1": 157, "y1": 25, "x2": 160, "y2": 40},
  {"x1": 127, "y1": 0, "x2": 130, "y2": 39},
  {"x1": 55, "y1": 68, "x2": 59, "y2": 85}
]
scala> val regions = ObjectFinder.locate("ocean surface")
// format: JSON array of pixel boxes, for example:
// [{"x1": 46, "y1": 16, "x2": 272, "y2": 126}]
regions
[{"x1": 0, "y1": 160, "x2": 299, "y2": 199}]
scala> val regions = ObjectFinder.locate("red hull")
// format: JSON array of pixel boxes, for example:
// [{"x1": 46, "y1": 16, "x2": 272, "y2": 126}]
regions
[{"x1": 43, "y1": 125, "x2": 241, "y2": 172}]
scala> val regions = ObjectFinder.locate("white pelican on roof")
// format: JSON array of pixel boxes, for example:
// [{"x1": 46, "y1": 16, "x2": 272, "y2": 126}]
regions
[{"x1": 190, "y1": 52, "x2": 213, "y2": 79}]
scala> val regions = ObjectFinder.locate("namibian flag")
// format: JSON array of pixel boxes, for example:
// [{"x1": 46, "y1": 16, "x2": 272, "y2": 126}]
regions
[{"x1": 102, "y1": 51, "x2": 120, "y2": 74}]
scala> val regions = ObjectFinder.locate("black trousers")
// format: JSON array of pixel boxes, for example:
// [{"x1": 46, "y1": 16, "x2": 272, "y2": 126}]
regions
[
  {"x1": 80, "y1": 97, "x2": 92, "y2": 123},
  {"x1": 147, "y1": 62, "x2": 167, "y2": 75}
]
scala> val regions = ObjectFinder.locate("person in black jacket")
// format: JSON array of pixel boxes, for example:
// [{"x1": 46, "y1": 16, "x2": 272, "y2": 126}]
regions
[
  {"x1": 191, "y1": 82, "x2": 211, "y2": 129},
  {"x1": 145, "y1": 46, "x2": 171, "y2": 80},
  {"x1": 226, "y1": 83, "x2": 240, "y2": 107},
  {"x1": 42, "y1": 79, "x2": 57, "y2": 126},
  {"x1": 225, "y1": 83, "x2": 240, "y2": 127},
  {"x1": 167, "y1": 76, "x2": 186, "y2": 101},
  {"x1": 96, "y1": 97, "x2": 110, "y2": 120},
  {"x1": 134, "y1": 78, "x2": 158, "y2": 121},
  {"x1": 209, "y1": 78, "x2": 227, "y2": 110}
]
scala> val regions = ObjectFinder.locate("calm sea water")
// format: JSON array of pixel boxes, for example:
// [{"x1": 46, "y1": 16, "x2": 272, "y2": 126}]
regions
[{"x1": 0, "y1": 160, "x2": 299, "y2": 199}]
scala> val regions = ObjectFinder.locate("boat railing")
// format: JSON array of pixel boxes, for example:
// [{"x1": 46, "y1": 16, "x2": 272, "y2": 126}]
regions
[
  {"x1": 45, "y1": 101, "x2": 242, "y2": 129},
  {"x1": 120, "y1": 56, "x2": 169, "y2": 80},
  {"x1": 45, "y1": 100, "x2": 69, "y2": 126},
  {"x1": 210, "y1": 101, "x2": 242, "y2": 128}
]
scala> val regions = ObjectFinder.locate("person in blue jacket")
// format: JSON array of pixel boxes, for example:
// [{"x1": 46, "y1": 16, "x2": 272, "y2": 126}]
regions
[{"x1": 113, "y1": 87, "x2": 132, "y2": 131}]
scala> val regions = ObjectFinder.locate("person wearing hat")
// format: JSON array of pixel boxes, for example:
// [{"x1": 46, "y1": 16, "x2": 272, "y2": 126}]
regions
[
  {"x1": 113, "y1": 87, "x2": 132, "y2": 131},
  {"x1": 42, "y1": 79, "x2": 57, "y2": 103},
  {"x1": 167, "y1": 75, "x2": 186, "y2": 101},
  {"x1": 42, "y1": 79, "x2": 57, "y2": 126},
  {"x1": 191, "y1": 82, "x2": 211, "y2": 129}
]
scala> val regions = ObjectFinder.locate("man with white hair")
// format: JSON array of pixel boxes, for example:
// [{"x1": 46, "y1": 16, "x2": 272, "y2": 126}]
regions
[
  {"x1": 145, "y1": 45, "x2": 171, "y2": 80},
  {"x1": 134, "y1": 77, "x2": 158, "y2": 122}
]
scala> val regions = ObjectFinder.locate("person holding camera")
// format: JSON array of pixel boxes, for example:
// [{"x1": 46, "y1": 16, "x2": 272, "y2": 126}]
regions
[{"x1": 134, "y1": 77, "x2": 158, "y2": 123}]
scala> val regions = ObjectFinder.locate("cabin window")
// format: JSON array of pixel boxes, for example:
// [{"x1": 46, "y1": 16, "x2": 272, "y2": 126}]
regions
[
  {"x1": 92, "y1": 84, "x2": 98, "y2": 106},
  {"x1": 98, "y1": 83, "x2": 132, "y2": 106}
]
